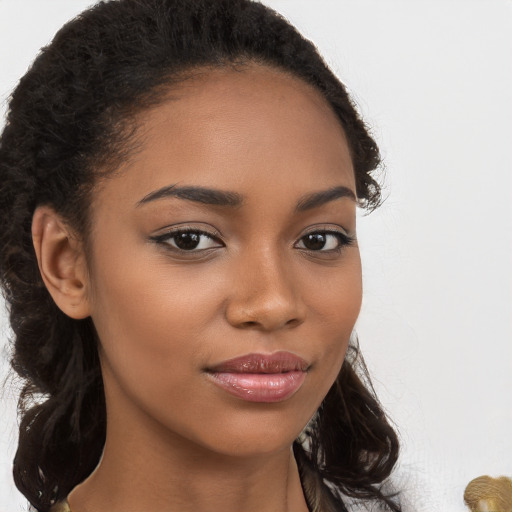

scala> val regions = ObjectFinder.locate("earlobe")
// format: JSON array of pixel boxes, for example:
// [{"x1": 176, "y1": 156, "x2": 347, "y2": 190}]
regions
[{"x1": 32, "y1": 206, "x2": 91, "y2": 319}]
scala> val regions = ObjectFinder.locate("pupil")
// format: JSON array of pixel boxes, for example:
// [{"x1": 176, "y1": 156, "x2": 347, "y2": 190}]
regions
[
  {"x1": 175, "y1": 232, "x2": 200, "y2": 250},
  {"x1": 304, "y1": 233, "x2": 326, "y2": 250}
]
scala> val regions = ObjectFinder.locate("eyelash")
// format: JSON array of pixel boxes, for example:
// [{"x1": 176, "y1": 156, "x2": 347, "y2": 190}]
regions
[
  {"x1": 295, "y1": 230, "x2": 355, "y2": 253},
  {"x1": 150, "y1": 226, "x2": 355, "y2": 255},
  {"x1": 151, "y1": 228, "x2": 222, "y2": 252}
]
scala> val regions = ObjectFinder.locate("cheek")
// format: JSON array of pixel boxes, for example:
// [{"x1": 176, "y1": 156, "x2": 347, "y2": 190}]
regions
[
  {"x1": 87, "y1": 238, "x2": 244, "y2": 420},
  {"x1": 89, "y1": 257, "x2": 216, "y2": 372},
  {"x1": 299, "y1": 251, "x2": 362, "y2": 396},
  {"x1": 306, "y1": 251, "x2": 362, "y2": 338},
  {"x1": 322, "y1": 258, "x2": 361, "y2": 357},
  {"x1": 88, "y1": 254, "x2": 225, "y2": 440}
]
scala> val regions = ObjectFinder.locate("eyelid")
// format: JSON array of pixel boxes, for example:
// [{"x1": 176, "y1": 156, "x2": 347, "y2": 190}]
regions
[
  {"x1": 294, "y1": 225, "x2": 356, "y2": 252},
  {"x1": 150, "y1": 224, "x2": 224, "y2": 250},
  {"x1": 300, "y1": 224, "x2": 350, "y2": 237},
  {"x1": 151, "y1": 223, "x2": 223, "y2": 239}
]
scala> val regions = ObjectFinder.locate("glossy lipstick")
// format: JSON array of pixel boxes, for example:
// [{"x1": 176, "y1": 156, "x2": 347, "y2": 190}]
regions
[{"x1": 206, "y1": 352, "x2": 308, "y2": 403}]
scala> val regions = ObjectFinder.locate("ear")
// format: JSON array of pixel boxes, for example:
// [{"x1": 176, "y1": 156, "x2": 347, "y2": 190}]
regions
[{"x1": 32, "y1": 206, "x2": 91, "y2": 319}]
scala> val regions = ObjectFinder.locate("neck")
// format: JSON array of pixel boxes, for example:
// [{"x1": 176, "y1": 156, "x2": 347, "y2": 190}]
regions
[
  {"x1": 68, "y1": 381, "x2": 309, "y2": 512},
  {"x1": 69, "y1": 438, "x2": 307, "y2": 512}
]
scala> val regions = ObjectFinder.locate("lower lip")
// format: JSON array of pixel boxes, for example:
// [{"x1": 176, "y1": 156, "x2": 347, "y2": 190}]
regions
[{"x1": 207, "y1": 371, "x2": 307, "y2": 403}]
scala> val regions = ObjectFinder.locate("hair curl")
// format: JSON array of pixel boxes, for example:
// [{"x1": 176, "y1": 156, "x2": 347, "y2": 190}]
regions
[{"x1": 0, "y1": 1, "x2": 399, "y2": 510}]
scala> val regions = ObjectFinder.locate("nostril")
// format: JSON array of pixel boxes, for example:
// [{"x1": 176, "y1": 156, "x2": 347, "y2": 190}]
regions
[
  {"x1": 240, "y1": 321, "x2": 258, "y2": 329},
  {"x1": 238, "y1": 318, "x2": 301, "y2": 330}
]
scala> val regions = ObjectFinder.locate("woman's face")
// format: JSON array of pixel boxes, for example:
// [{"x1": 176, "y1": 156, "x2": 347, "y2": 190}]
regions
[{"x1": 86, "y1": 65, "x2": 362, "y2": 457}]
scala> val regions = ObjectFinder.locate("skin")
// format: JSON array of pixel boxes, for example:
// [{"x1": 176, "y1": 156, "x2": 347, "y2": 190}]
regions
[{"x1": 33, "y1": 64, "x2": 362, "y2": 512}]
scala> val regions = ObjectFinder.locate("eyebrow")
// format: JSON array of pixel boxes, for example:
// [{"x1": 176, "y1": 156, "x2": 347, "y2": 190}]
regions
[
  {"x1": 137, "y1": 185, "x2": 244, "y2": 208},
  {"x1": 295, "y1": 185, "x2": 356, "y2": 211},
  {"x1": 136, "y1": 184, "x2": 356, "y2": 210}
]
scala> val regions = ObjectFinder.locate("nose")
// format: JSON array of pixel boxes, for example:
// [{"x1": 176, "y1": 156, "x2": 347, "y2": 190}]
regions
[{"x1": 224, "y1": 248, "x2": 306, "y2": 331}]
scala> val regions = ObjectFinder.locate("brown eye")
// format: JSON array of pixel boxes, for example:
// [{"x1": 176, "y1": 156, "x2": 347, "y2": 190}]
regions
[
  {"x1": 153, "y1": 229, "x2": 223, "y2": 252},
  {"x1": 302, "y1": 233, "x2": 328, "y2": 250},
  {"x1": 174, "y1": 232, "x2": 202, "y2": 250},
  {"x1": 295, "y1": 231, "x2": 353, "y2": 252}
]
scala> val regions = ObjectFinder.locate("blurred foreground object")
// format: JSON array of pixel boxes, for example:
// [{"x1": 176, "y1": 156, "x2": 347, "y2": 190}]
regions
[{"x1": 464, "y1": 475, "x2": 512, "y2": 512}]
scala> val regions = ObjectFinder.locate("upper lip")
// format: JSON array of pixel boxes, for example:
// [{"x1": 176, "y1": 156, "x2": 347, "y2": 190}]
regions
[{"x1": 207, "y1": 351, "x2": 309, "y2": 374}]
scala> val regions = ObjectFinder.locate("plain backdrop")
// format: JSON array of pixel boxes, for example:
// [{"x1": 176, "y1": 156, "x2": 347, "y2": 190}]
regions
[{"x1": 0, "y1": 1, "x2": 511, "y2": 511}]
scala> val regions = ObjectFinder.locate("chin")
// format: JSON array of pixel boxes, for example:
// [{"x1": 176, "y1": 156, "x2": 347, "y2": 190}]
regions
[{"x1": 175, "y1": 405, "x2": 314, "y2": 460}]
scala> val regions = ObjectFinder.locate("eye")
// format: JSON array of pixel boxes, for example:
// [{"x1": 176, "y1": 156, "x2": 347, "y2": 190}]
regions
[
  {"x1": 295, "y1": 231, "x2": 354, "y2": 252},
  {"x1": 152, "y1": 228, "x2": 223, "y2": 252}
]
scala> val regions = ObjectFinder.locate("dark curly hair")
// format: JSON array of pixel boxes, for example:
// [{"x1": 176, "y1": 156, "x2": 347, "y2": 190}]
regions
[{"x1": 0, "y1": 1, "x2": 400, "y2": 511}]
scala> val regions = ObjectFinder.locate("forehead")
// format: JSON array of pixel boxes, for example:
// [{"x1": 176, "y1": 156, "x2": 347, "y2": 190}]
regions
[{"x1": 97, "y1": 64, "x2": 355, "y2": 208}]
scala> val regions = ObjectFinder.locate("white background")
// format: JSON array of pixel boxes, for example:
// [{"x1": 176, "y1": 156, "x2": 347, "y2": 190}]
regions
[{"x1": 1, "y1": 1, "x2": 511, "y2": 511}]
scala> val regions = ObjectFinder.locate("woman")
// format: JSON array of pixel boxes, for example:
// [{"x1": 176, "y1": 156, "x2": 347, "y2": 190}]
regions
[{"x1": 0, "y1": 0, "x2": 400, "y2": 511}]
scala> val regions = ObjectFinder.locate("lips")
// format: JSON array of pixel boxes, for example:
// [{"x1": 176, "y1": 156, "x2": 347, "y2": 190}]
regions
[{"x1": 205, "y1": 351, "x2": 309, "y2": 403}]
